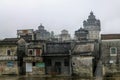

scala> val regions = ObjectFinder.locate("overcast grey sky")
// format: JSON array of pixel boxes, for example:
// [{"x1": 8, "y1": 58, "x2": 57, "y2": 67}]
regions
[{"x1": 0, "y1": 0, "x2": 120, "y2": 39}]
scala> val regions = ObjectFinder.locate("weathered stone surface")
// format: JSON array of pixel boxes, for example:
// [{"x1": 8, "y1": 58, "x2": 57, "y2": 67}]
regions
[
  {"x1": 32, "y1": 66, "x2": 45, "y2": 75},
  {"x1": 72, "y1": 56, "x2": 93, "y2": 77}
]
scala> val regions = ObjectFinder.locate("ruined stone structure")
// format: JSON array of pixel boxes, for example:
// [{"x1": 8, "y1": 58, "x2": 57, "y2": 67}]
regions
[
  {"x1": 72, "y1": 41, "x2": 95, "y2": 77},
  {"x1": 0, "y1": 12, "x2": 103, "y2": 77},
  {"x1": 71, "y1": 12, "x2": 101, "y2": 77}
]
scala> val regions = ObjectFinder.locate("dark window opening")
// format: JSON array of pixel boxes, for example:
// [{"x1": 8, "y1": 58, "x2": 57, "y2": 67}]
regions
[
  {"x1": 7, "y1": 50, "x2": 11, "y2": 56},
  {"x1": 32, "y1": 62, "x2": 35, "y2": 66},
  {"x1": 55, "y1": 62, "x2": 61, "y2": 74},
  {"x1": 19, "y1": 58, "x2": 23, "y2": 67},
  {"x1": 29, "y1": 50, "x2": 33, "y2": 56},
  {"x1": 46, "y1": 59, "x2": 51, "y2": 66}
]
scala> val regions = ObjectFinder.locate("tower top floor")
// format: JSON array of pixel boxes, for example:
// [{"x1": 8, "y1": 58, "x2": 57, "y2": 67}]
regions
[{"x1": 83, "y1": 12, "x2": 101, "y2": 28}]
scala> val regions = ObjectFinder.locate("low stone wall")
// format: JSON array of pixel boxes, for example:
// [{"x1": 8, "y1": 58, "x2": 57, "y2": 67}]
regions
[
  {"x1": 103, "y1": 64, "x2": 120, "y2": 76},
  {"x1": 32, "y1": 66, "x2": 45, "y2": 75}
]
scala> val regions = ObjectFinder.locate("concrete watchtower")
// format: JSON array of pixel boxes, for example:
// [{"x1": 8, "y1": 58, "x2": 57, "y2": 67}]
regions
[{"x1": 83, "y1": 12, "x2": 101, "y2": 40}]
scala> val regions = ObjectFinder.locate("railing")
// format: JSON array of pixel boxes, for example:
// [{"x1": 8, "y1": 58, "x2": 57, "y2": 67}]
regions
[
  {"x1": 0, "y1": 56, "x2": 17, "y2": 60},
  {"x1": 23, "y1": 57, "x2": 43, "y2": 62}
]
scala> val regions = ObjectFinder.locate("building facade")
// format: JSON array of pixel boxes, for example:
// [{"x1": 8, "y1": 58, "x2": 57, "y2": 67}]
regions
[
  {"x1": 43, "y1": 42, "x2": 71, "y2": 76},
  {"x1": 0, "y1": 38, "x2": 19, "y2": 75},
  {"x1": 23, "y1": 40, "x2": 45, "y2": 75},
  {"x1": 101, "y1": 34, "x2": 120, "y2": 76}
]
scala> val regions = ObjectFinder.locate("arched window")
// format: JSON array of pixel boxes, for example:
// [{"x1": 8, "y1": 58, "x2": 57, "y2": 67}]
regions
[
  {"x1": 28, "y1": 49, "x2": 33, "y2": 56},
  {"x1": 7, "y1": 50, "x2": 11, "y2": 56}
]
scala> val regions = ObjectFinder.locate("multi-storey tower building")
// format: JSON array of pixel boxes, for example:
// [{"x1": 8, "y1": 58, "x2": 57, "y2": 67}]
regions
[
  {"x1": 83, "y1": 12, "x2": 101, "y2": 40},
  {"x1": 75, "y1": 27, "x2": 88, "y2": 41},
  {"x1": 60, "y1": 29, "x2": 71, "y2": 41},
  {"x1": 35, "y1": 24, "x2": 50, "y2": 40}
]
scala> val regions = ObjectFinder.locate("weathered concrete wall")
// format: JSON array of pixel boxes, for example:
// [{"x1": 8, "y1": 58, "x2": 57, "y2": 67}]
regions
[
  {"x1": 73, "y1": 43, "x2": 94, "y2": 53},
  {"x1": 0, "y1": 45, "x2": 17, "y2": 56},
  {"x1": 0, "y1": 61, "x2": 18, "y2": 75},
  {"x1": 72, "y1": 56, "x2": 93, "y2": 77},
  {"x1": 101, "y1": 40, "x2": 120, "y2": 75},
  {"x1": 25, "y1": 62, "x2": 45, "y2": 75},
  {"x1": 103, "y1": 64, "x2": 119, "y2": 74},
  {"x1": 32, "y1": 63, "x2": 45, "y2": 75}
]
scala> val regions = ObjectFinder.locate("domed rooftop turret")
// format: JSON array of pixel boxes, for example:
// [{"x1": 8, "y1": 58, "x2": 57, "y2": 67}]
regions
[
  {"x1": 61, "y1": 29, "x2": 68, "y2": 34},
  {"x1": 38, "y1": 24, "x2": 44, "y2": 30},
  {"x1": 83, "y1": 11, "x2": 100, "y2": 27},
  {"x1": 88, "y1": 11, "x2": 96, "y2": 19}
]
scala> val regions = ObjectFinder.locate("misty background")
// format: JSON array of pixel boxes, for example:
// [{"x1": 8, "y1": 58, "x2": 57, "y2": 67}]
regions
[{"x1": 0, "y1": 0, "x2": 120, "y2": 39}]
